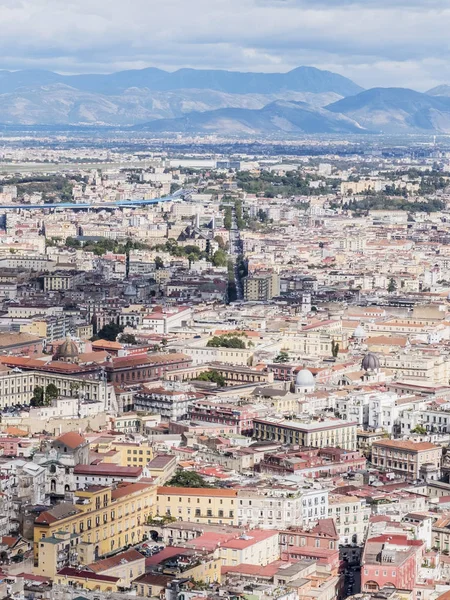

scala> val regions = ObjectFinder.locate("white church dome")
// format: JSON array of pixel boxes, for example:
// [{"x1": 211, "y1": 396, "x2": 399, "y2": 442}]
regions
[{"x1": 295, "y1": 368, "x2": 315, "y2": 388}]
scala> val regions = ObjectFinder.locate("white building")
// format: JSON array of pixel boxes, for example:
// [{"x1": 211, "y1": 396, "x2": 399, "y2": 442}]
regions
[{"x1": 328, "y1": 494, "x2": 371, "y2": 545}]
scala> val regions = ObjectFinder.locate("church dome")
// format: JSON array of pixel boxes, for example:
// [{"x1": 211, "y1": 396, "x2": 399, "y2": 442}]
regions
[
  {"x1": 55, "y1": 334, "x2": 79, "y2": 361},
  {"x1": 353, "y1": 324, "x2": 367, "y2": 339},
  {"x1": 295, "y1": 368, "x2": 315, "y2": 388},
  {"x1": 361, "y1": 352, "x2": 380, "y2": 372}
]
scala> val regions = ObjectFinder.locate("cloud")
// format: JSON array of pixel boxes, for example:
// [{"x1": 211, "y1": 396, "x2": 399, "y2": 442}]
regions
[{"x1": 0, "y1": 0, "x2": 448, "y2": 89}]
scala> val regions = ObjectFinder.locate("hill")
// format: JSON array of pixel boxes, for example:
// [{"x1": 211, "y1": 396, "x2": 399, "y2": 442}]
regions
[
  {"x1": 135, "y1": 100, "x2": 366, "y2": 135},
  {"x1": 327, "y1": 88, "x2": 450, "y2": 133}
]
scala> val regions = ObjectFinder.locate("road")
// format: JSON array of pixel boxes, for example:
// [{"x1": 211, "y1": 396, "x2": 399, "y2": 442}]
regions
[{"x1": 229, "y1": 211, "x2": 244, "y2": 301}]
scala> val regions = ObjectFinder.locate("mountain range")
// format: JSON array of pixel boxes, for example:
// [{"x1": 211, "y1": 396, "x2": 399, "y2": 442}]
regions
[{"x1": 1, "y1": 66, "x2": 450, "y2": 134}]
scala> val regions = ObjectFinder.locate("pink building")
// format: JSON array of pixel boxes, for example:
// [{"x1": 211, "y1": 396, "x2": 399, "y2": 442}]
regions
[{"x1": 361, "y1": 534, "x2": 424, "y2": 592}]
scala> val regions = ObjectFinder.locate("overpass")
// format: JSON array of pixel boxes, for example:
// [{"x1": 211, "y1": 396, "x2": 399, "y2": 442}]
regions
[{"x1": 0, "y1": 189, "x2": 187, "y2": 211}]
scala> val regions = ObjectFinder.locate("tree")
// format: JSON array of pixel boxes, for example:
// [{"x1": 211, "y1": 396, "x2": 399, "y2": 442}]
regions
[
  {"x1": 96, "y1": 323, "x2": 124, "y2": 342},
  {"x1": 195, "y1": 370, "x2": 226, "y2": 387},
  {"x1": 212, "y1": 249, "x2": 228, "y2": 267},
  {"x1": 411, "y1": 425, "x2": 427, "y2": 435},
  {"x1": 31, "y1": 385, "x2": 44, "y2": 407},
  {"x1": 120, "y1": 333, "x2": 138, "y2": 345},
  {"x1": 207, "y1": 335, "x2": 246, "y2": 349},
  {"x1": 224, "y1": 207, "x2": 232, "y2": 230},
  {"x1": 387, "y1": 277, "x2": 397, "y2": 293},
  {"x1": 45, "y1": 383, "x2": 59, "y2": 405},
  {"x1": 331, "y1": 340, "x2": 340, "y2": 358},
  {"x1": 214, "y1": 235, "x2": 226, "y2": 250},
  {"x1": 274, "y1": 351, "x2": 289, "y2": 363},
  {"x1": 154, "y1": 256, "x2": 164, "y2": 270},
  {"x1": 167, "y1": 470, "x2": 211, "y2": 488}
]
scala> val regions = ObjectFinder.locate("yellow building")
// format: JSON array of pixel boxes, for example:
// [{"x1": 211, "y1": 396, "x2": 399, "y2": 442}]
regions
[
  {"x1": 156, "y1": 487, "x2": 238, "y2": 525},
  {"x1": 133, "y1": 550, "x2": 221, "y2": 593},
  {"x1": 91, "y1": 439, "x2": 154, "y2": 468},
  {"x1": 86, "y1": 548, "x2": 145, "y2": 588},
  {"x1": 20, "y1": 320, "x2": 48, "y2": 338},
  {"x1": 147, "y1": 455, "x2": 177, "y2": 483},
  {"x1": 54, "y1": 568, "x2": 120, "y2": 592},
  {"x1": 35, "y1": 530, "x2": 83, "y2": 578},
  {"x1": 34, "y1": 483, "x2": 156, "y2": 564}
]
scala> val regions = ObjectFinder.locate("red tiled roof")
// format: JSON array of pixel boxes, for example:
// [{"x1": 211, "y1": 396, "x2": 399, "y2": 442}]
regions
[
  {"x1": 74, "y1": 464, "x2": 141, "y2": 476},
  {"x1": 56, "y1": 432, "x2": 86, "y2": 449},
  {"x1": 57, "y1": 567, "x2": 119, "y2": 583},
  {"x1": 88, "y1": 549, "x2": 143, "y2": 573},
  {"x1": 157, "y1": 486, "x2": 237, "y2": 497}
]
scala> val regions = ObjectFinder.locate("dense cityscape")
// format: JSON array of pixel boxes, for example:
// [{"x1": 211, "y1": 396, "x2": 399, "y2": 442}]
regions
[{"x1": 0, "y1": 127, "x2": 443, "y2": 600}]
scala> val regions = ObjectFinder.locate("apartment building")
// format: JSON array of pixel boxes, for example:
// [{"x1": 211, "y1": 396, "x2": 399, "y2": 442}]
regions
[
  {"x1": 34, "y1": 482, "x2": 156, "y2": 563},
  {"x1": 371, "y1": 439, "x2": 442, "y2": 481},
  {"x1": 253, "y1": 417, "x2": 358, "y2": 451},
  {"x1": 243, "y1": 273, "x2": 280, "y2": 301},
  {"x1": 43, "y1": 271, "x2": 85, "y2": 292},
  {"x1": 237, "y1": 485, "x2": 328, "y2": 529},
  {"x1": 327, "y1": 494, "x2": 371, "y2": 545},
  {"x1": 156, "y1": 487, "x2": 238, "y2": 525}
]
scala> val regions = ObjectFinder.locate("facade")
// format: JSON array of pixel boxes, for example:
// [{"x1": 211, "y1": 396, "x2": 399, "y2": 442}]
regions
[
  {"x1": 237, "y1": 485, "x2": 328, "y2": 529},
  {"x1": 102, "y1": 353, "x2": 192, "y2": 384},
  {"x1": 361, "y1": 534, "x2": 424, "y2": 592},
  {"x1": 253, "y1": 417, "x2": 358, "y2": 451},
  {"x1": 243, "y1": 273, "x2": 280, "y2": 301},
  {"x1": 36, "y1": 530, "x2": 82, "y2": 578},
  {"x1": 327, "y1": 494, "x2": 371, "y2": 545},
  {"x1": 156, "y1": 487, "x2": 238, "y2": 525},
  {"x1": 371, "y1": 439, "x2": 442, "y2": 481},
  {"x1": 34, "y1": 482, "x2": 156, "y2": 562},
  {"x1": 188, "y1": 399, "x2": 260, "y2": 435},
  {"x1": 134, "y1": 385, "x2": 201, "y2": 420}
]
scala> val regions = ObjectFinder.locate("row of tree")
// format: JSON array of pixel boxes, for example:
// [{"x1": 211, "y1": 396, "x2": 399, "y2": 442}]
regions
[{"x1": 31, "y1": 384, "x2": 59, "y2": 407}]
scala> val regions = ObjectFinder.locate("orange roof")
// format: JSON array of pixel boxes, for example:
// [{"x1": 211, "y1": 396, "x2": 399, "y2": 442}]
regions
[
  {"x1": 88, "y1": 548, "x2": 143, "y2": 573},
  {"x1": 373, "y1": 439, "x2": 439, "y2": 452},
  {"x1": 92, "y1": 339, "x2": 123, "y2": 350},
  {"x1": 4, "y1": 426, "x2": 28, "y2": 437},
  {"x1": 111, "y1": 482, "x2": 153, "y2": 500},
  {"x1": 157, "y1": 486, "x2": 238, "y2": 497},
  {"x1": 56, "y1": 432, "x2": 86, "y2": 449}
]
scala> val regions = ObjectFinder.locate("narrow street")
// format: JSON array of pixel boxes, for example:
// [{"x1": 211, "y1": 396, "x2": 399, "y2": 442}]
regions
[{"x1": 229, "y1": 210, "x2": 244, "y2": 301}]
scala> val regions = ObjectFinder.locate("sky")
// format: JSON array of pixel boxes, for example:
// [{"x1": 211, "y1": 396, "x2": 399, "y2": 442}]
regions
[{"x1": 0, "y1": 0, "x2": 449, "y2": 90}]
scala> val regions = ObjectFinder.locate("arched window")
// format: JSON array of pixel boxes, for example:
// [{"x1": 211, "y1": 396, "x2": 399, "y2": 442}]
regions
[{"x1": 49, "y1": 464, "x2": 56, "y2": 474}]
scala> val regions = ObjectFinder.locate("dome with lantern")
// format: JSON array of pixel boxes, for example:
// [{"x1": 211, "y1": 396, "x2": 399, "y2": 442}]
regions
[
  {"x1": 361, "y1": 352, "x2": 380, "y2": 372},
  {"x1": 54, "y1": 334, "x2": 79, "y2": 363},
  {"x1": 294, "y1": 368, "x2": 315, "y2": 393}
]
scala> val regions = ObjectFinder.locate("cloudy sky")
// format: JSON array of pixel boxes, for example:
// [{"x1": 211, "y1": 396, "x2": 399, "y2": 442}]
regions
[{"x1": 0, "y1": 0, "x2": 449, "y2": 90}]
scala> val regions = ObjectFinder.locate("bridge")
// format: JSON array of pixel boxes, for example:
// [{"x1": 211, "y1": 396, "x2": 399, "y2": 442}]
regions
[{"x1": 0, "y1": 189, "x2": 187, "y2": 211}]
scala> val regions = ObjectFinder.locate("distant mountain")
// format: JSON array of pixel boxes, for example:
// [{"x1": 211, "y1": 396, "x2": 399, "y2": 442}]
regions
[
  {"x1": 0, "y1": 66, "x2": 363, "y2": 97},
  {"x1": 0, "y1": 84, "x2": 343, "y2": 126},
  {"x1": 327, "y1": 88, "x2": 450, "y2": 133},
  {"x1": 135, "y1": 100, "x2": 366, "y2": 135},
  {"x1": 427, "y1": 84, "x2": 450, "y2": 97}
]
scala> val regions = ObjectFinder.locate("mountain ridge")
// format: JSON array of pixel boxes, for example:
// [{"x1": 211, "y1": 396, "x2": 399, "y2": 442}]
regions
[
  {"x1": 134, "y1": 100, "x2": 366, "y2": 135},
  {"x1": 327, "y1": 87, "x2": 450, "y2": 133},
  {"x1": 0, "y1": 66, "x2": 363, "y2": 97}
]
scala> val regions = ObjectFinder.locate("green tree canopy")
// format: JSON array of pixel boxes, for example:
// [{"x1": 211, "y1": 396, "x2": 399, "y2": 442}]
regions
[
  {"x1": 95, "y1": 323, "x2": 124, "y2": 342},
  {"x1": 45, "y1": 383, "x2": 59, "y2": 405},
  {"x1": 167, "y1": 470, "x2": 212, "y2": 488}
]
